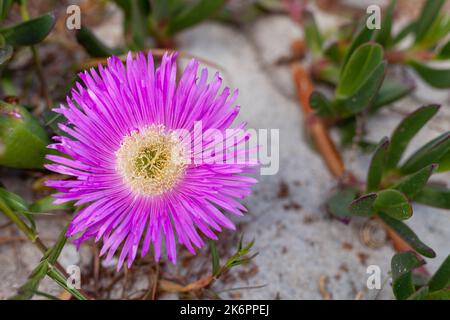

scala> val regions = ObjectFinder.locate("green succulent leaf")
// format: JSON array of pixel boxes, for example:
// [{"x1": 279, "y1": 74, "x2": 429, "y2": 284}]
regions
[
  {"x1": 0, "y1": 187, "x2": 35, "y2": 231},
  {"x1": 414, "y1": 0, "x2": 445, "y2": 44},
  {"x1": 437, "y1": 39, "x2": 450, "y2": 59},
  {"x1": 323, "y1": 41, "x2": 342, "y2": 64},
  {"x1": 391, "y1": 251, "x2": 425, "y2": 300},
  {"x1": 385, "y1": 104, "x2": 440, "y2": 169},
  {"x1": 436, "y1": 150, "x2": 450, "y2": 172},
  {"x1": 115, "y1": 0, "x2": 150, "y2": 49},
  {"x1": 374, "y1": 189, "x2": 412, "y2": 220},
  {"x1": 379, "y1": 212, "x2": 436, "y2": 258},
  {"x1": 375, "y1": 0, "x2": 396, "y2": 47},
  {"x1": 29, "y1": 196, "x2": 73, "y2": 213},
  {"x1": 415, "y1": 185, "x2": 450, "y2": 209},
  {"x1": 303, "y1": 10, "x2": 323, "y2": 56},
  {"x1": 0, "y1": 187, "x2": 28, "y2": 213},
  {"x1": 167, "y1": 0, "x2": 225, "y2": 35},
  {"x1": 0, "y1": 101, "x2": 50, "y2": 169},
  {"x1": 409, "y1": 61, "x2": 450, "y2": 89},
  {"x1": 0, "y1": 12, "x2": 55, "y2": 46},
  {"x1": 349, "y1": 193, "x2": 377, "y2": 217},
  {"x1": 366, "y1": 137, "x2": 389, "y2": 192},
  {"x1": 392, "y1": 164, "x2": 437, "y2": 199},
  {"x1": 392, "y1": 21, "x2": 415, "y2": 45},
  {"x1": 310, "y1": 91, "x2": 335, "y2": 117},
  {"x1": 401, "y1": 132, "x2": 450, "y2": 174},
  {"x1": 407, "y1": 286, "x2": 429, "y2": 300},
  {"x1": 337, "y1": 43, "x2": 384, "y2": 97},
  {"x1": 425, "y1": 289, "x2": 450, "y2": 300},
  {"x1": 336, "y1": 43, "x2": 386, "y2": 115},
  {"x1": 341, "y1": 24, "x2": 376, "y2": 70},
  {"x1": 326, "y1": 186, "x2": 358, "y2": 218},
  {"x1": 128, "y1": 0, "x2": 149, "y2": 49},
  {"x1": 428, "y1": 255, "x2": 450, "y2": 292},
  {"x1": 371, "y1": 78, "x2": 414, "y2": 112},
  {"x1": 340, "y1": 62, "x2": 386, "y2": 115},
  {"x1": 150, "y1": 0, "x2": 184, "y2": 21},
  {"x1": 417, "y1": 13, "x2": 450, "y2": 49},
  {"x1": 76, "y1": 26, "x2": 124, "y2": 57}
]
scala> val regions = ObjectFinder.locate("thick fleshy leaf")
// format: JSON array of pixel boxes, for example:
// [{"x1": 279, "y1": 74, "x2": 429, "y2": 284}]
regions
[
  {"x1": 366, "y1": 137, "x2": 389, "y2": 192},
  {"x1": 374, "y1": 189, "x2": 412, "y2": 220},
  {"x1": 371, "y1": 78, "x2": 414, "y2": 111},
  {"x1": 323, "y1": 41, "x2": 342, "y2": 64},
  {"x1": 114, "y1": 0, "x2": 150, "y2": 49},
  {"x1": 407, "y1": 286, "x2": 429, "y2": 300},
  {"x1": 392, "y1": 21, "x2": 415, "y2": 45},
  {"x1": 416, "y1": 12, "x2": 450, "y2": 49},
  {"x1": 327, "y1": 186, "x2": 359, "y2": 218},
  {"x1": 437, "y1": 39, "x2": 450, "y2": 59},
  {"x1": 76, "y1": 26, "x2": 123, "y2": 57},
  {"x1": 337, "y1": 43, "x2": 384, "y2": 98},
  {"x1": 415, "y1": 185, "x2": 450, "y2": 209},
  {"x1": 436, "y1": 150, "x2": 450, "y2": 172},
  {"x1": 0, "y1": 187, "x2": 35, "y2": 231},
  {"x1": 336, "y1": 43, "x2": 385, "y2": 115},
  {"x1": 401, "y1": 132, "x2": 450, "y2": 174},
  {"x1": 29, "y1": 196, "x2": 73, "y2": 213},
  {"x1": 340, "y1": 62, "x2": 386, "y2": 115},
  {"x1": 425, "y1": 289, "x2": 450, "y2": 300},
  {"x1": 409, "y1": 61, "x2": 450, "y2": 89},
  {"x1": 0, "y1": 187, "x2": 28, "y2": 212},
  {"x1": 392, "y1": 164, "x2": 437, "y2": 199},
  {"x1": 349, "y1": 193, "x2": 377, "y2": 217},
  {"x1": 303, "y1": 10, "x2": 323, "y2": 56},
  {"x1": 428, "y1": 255, "x2": 450, "y2": 292},
  {"x1": 375, "y1": 0, "x2": 396, "y2": 47},
  {"x1": 0, "y1": 101, "x2": 50, "y2": 169},
  {"x1": 414, "y1": 0, "x2": 445, "y2": 44},
  {"x1": 0, "y1": 13, "x2": 55, "y2": 46},
  {"x1": 129, "y1": 0, "x2": 148, "y2": 49},
  {"x1": 341, "y1": 24, "x2": 376, "y2": 70},
  {"x1": 379, "y1": 212, "x2": 436, "y2": 258},
  {"x1": 391, "y1": 252, "x2": 425, "y2": 300},
  {"x1": 310, "y1": 91, "x2": 335, "y2": 117},
  {"x1": 385, "y1": 104, "x2": 440, "y2": 169},
  {"x1": 167, "y1": 0, "x2": 225, "y2": 35}
]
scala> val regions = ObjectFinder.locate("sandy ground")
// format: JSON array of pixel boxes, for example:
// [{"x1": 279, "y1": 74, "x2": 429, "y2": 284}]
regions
[{"x1": 1, "y1": 6, "x2": 449, "y2": 300}]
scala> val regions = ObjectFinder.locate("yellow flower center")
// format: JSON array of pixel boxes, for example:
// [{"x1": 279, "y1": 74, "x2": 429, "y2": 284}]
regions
[{"x1": 116, "y1": 125, "x2": 188, "y2": 196}]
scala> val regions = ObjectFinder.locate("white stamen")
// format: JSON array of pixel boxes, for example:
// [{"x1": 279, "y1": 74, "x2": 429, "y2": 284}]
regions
[{"x1": 116, "y1": 125, "x2": 188, "y2": 196}]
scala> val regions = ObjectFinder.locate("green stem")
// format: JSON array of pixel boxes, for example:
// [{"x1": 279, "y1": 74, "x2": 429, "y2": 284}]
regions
[
  {"x1": 18, "y1": 0, "x2": 52, "y2": 109},
  {"x1": 0, "y1": 197, "x2": 42, "y2": 246},
  {"x1": 0, "y1": 197, "x2": 92, "y2": 299},
  {"x1": 47, "y1": 267, "x2": 87, "y2": 300}
]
